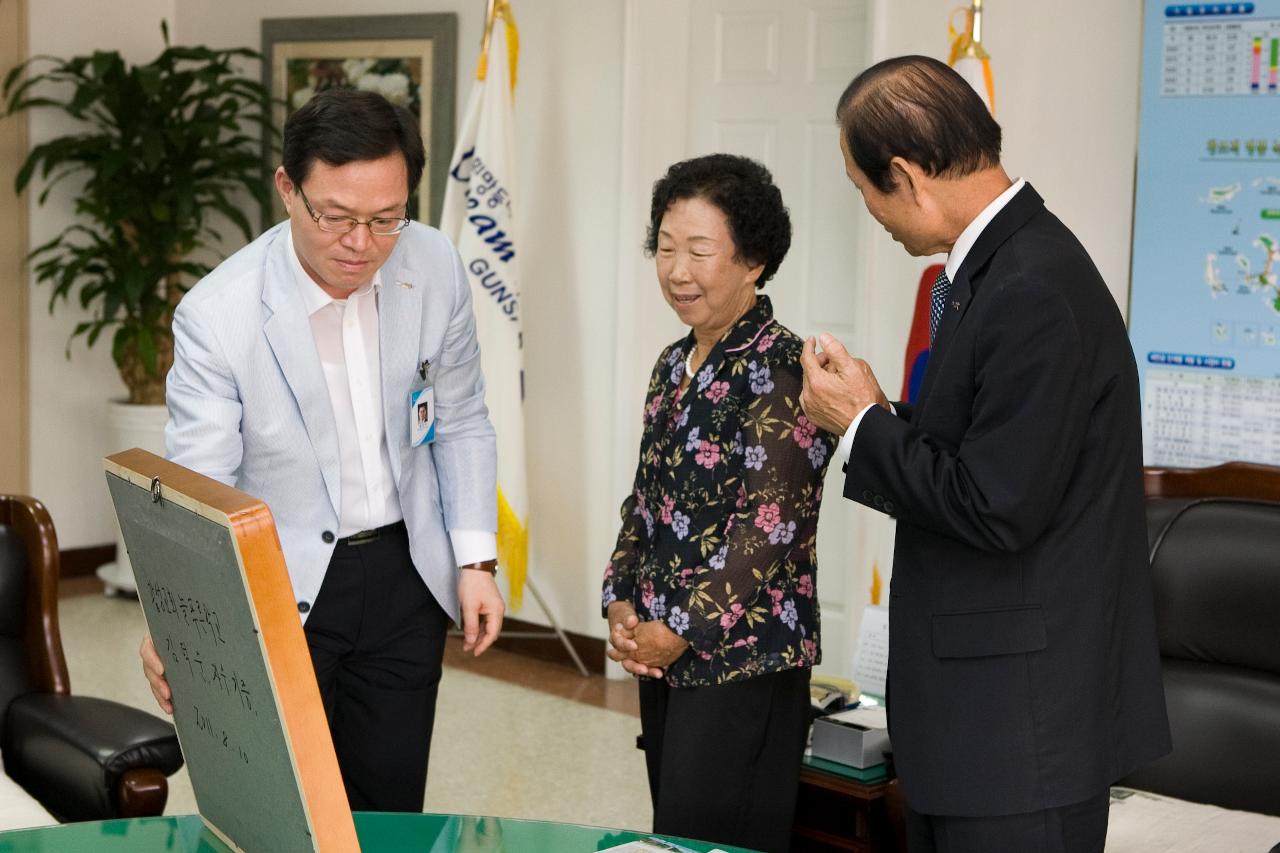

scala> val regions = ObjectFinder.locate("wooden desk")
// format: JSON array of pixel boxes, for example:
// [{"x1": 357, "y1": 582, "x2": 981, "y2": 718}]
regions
[{"x1": 792, "y1": 758, "x2": 905, "y2": 853}]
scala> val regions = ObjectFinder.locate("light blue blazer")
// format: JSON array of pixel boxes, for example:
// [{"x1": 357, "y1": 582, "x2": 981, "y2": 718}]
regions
[{"x1": 165, "y1": 221, "x2": 497, "y2": 622}]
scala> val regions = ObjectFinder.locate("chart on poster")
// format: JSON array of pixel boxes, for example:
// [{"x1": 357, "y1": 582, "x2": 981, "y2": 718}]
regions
[{"x1": 1131, "y1": 1, "x2": 1280, "y2": 466}]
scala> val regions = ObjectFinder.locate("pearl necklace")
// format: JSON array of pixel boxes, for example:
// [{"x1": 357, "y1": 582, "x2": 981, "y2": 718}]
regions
[{"x1": 684, "y1": 346, "x2": 698, "y2": 381}]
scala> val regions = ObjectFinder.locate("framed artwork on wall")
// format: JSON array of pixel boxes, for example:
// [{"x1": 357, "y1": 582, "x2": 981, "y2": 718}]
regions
[{"x1": 262, "y1": 14, "x2": 457, "y2": 227}]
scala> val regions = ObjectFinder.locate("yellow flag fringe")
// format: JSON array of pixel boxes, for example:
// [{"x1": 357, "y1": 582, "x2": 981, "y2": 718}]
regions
[{"x1": 496, "y1": 487, "x2": 527, "y2": 611}]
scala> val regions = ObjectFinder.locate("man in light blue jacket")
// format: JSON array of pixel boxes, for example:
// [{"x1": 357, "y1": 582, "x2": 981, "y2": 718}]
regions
[{"x1": 140, "y1": 89, "x2": 505, "y2": 812}]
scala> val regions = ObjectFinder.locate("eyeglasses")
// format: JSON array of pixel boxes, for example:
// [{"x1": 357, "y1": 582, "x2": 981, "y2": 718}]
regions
[{"x1": 296, "y1": 185, "x2": 410, "y2": 236}]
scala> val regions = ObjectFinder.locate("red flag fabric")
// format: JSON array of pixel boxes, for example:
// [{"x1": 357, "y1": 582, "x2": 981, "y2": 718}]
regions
[{"x1": 902, "y1": 263, "x2": 944, "y2": 403}]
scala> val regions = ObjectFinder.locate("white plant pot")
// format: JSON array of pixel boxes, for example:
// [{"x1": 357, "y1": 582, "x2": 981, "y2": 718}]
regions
[{"x1": 97, "y1": 400, "x2": 168, "y2": 596}]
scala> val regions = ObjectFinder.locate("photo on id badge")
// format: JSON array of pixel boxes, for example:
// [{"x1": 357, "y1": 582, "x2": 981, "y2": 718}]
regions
[{"x1": 410, "y1": 386, "x2": 435, "y2": 447}]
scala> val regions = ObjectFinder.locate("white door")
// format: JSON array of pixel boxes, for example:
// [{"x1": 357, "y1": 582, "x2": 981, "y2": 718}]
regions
[{"x1": 613, "y1": 0, "x2": 885, "y2": 681}]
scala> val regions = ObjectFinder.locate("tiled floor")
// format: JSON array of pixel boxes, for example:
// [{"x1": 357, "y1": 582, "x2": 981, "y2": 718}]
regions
[{"x1": 55, "y1": 580, "x2": 652, "y2": 831}]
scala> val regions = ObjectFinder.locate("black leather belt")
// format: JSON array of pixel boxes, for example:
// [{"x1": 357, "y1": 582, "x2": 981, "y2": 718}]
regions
[{"x1": 337, "y1": 520, "x2": 406, "y2": 546}]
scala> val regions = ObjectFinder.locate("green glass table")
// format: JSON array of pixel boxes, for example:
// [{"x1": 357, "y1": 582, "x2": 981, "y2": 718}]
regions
[{"x1": 0, "y1": 813, "x2": 758, "y2": 852}]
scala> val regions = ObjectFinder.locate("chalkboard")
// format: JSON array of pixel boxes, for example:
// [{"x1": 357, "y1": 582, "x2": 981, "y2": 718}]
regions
[{"x1": 104, "y1": 449, "x2": 359, "y2": 853}]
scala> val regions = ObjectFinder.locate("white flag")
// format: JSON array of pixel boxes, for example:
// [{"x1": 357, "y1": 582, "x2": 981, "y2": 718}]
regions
[{"x1": 439, "y1": 5, "x2": 528, "y2": 609}]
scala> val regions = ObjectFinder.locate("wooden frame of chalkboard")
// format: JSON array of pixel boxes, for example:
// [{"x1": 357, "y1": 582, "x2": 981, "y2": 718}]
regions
[{"x1": 104, "y1": 449, "x2": 358, "y2": 852}]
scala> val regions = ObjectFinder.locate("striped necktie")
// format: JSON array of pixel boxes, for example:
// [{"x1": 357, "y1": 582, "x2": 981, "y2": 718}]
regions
[{"x1": 929, "y1": 268, "x2": 951, "y2": 345}]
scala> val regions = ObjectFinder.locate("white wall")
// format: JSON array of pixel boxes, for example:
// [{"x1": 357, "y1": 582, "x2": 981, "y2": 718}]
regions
[
  {"x1": 505, "y1": 4, "x2": 625, "y2": 637},
  {"x1": 26, "y1": 0, "x2": 1144, "y2": 641}
]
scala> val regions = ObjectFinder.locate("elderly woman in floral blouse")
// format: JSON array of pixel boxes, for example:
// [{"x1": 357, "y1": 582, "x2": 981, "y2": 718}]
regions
[{"x1": 603, "y1": 154, "x2": 833, "y2": 852}]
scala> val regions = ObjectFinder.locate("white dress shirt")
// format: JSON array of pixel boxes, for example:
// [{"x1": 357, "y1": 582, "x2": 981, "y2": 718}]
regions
[
  {"x1": 835, "y1": 178, "x2": 1027, "y2": 463},
  {"x1": 287, "y1": 233, "x2": 495, "y2": 564}
]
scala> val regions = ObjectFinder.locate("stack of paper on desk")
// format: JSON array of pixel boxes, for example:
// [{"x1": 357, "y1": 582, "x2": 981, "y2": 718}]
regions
[{"x1": 1106, "y1": 788, "x2": 1280, "y2": 852}]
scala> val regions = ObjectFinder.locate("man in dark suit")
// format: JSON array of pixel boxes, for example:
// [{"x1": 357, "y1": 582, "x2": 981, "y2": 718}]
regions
[{"x1": 799, "y1": 56, "x2": 1171, "y2": 853}]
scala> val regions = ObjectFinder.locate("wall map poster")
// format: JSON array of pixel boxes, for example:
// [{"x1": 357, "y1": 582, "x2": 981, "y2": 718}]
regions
[{"x1": 1131, "y1": 1, "x2": 1280, "y2": 466}]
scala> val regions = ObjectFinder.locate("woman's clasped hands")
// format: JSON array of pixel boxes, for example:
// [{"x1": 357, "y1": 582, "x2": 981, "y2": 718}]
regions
[{"x1": 605, "y1": 600, "x2": 689, "y2": 679}]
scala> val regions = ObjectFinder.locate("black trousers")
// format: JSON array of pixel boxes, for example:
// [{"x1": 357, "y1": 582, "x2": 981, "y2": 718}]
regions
[
  {"x1": 905, "y1": 790, "x2": 1111, "y2": 853},
  {"x1": 303, "y1": 522, "x2": 449, "y2": 812},
  {"x1": 639, "y1": 667, "x2": 811, "y2": 853}
]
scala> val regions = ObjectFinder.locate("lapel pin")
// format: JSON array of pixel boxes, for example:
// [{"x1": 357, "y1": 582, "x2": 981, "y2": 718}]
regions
[
  {"x1": 952, "y1": 300, "x2": 960, "y2": 310},
  {"x1": 399, "y1": 281, "x2": 414, "y2": 289}
]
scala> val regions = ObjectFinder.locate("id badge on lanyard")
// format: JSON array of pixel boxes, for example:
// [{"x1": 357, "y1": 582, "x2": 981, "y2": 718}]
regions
[{"x1": 409, "y1": 359, "x2": 436, "y2": 447}]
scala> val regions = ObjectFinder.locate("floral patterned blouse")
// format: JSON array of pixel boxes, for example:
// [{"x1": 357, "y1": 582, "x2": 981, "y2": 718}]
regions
[{"x1": 602, "y1": 296, "x2": 834, "y2": 687}]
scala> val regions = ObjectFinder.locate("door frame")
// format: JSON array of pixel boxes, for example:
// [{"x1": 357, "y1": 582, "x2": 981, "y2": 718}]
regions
[{"x1": 0, "y1": 0, "x2": 29, "y2": 493}]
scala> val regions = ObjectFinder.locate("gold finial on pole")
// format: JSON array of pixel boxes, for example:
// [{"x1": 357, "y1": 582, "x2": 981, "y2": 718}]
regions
[
  {"x1": 949, "y1": 1, "x2": 990, "y2": 64},
  {"x1": 475, "y1": 0, "x2": 518, "y2": 89},
  {"x1": 947, "y1": 1, "x2": 994, "y2": 114}
]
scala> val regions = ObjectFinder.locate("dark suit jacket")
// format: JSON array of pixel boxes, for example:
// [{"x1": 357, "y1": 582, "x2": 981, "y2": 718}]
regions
[{"x1": 845, "y1": 184, "x2": 1171, "y2": 816}]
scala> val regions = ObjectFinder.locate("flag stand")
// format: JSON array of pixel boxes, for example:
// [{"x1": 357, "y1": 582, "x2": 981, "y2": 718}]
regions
[
  {"x1": 449, "y1": 575, "x2": 590, "y2": 677},
  {"x1": 496, "y1": 575, "x2": 590, "y2": 678}
]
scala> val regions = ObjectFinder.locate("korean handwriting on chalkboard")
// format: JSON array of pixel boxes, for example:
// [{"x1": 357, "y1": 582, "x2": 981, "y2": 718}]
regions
[
  {"x1": 193, "y1": 704, "x2": 251, "y2": 765},
  {"x1": 146, "y1": 582, "x2": 225, "y2": 645},
  {"x1": 165, "y1": 635, "x2": 254, "y2": 712}
]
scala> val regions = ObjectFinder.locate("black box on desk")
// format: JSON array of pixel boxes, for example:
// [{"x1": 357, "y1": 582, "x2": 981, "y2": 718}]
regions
[{"x1": 811, "y1": 708, "x2": 891, "y2": 769}]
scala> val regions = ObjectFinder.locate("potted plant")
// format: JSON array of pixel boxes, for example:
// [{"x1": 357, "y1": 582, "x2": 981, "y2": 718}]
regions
[{"x1": 3, "y1": 24, "x2": 272, "y2": 592}]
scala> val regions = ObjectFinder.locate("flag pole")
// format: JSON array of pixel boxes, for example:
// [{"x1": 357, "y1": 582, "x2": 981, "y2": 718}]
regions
[
  {"x1": 480, "y1": 0, "x2": 498, "y2": 59},
  {"x1": 498, "y1": 578, "x2": 590, "y2": 677},
  {"x1": 444, "y1": 0, "x2": 588, "y2": 677}
]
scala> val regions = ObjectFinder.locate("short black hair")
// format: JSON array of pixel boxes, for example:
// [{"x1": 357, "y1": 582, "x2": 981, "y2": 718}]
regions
[
  {"x1": 282, "y1": 88, "x2": 425, "y2": 194},
  {"x1": 836, "y1": 55, "x2": 1001, "y2": 194},
  {"x1": 645, "y1": 154, "x2": 791, "y2": 287}
]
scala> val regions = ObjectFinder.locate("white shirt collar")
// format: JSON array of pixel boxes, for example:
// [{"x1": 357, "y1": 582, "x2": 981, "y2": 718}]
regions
[
  {"x1": 944, "y1": 177, "x2": 1026, "y2": 282},
  {"x1": 286, "y1": 228, "x2": 380, "y2": 316}
]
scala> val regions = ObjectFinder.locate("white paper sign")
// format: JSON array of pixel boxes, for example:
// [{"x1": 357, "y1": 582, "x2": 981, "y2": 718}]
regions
[{"x1": 852, "y1": 604, "x2": 889, "y2": 699}]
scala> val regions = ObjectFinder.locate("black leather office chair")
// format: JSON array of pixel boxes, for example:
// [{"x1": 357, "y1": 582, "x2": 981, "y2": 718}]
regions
[
  {"x1": 0, "y1": 494, "x2": 184, "y2": 821},
  {"x1": 1117, "y1": 463, "x2": 1280, "y2": 817}
]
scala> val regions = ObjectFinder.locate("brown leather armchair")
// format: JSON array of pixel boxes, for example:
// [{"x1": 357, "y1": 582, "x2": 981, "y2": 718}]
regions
[
  {"x1": 0, "y1": 494, "x2": 183, "y2": 821},
  {"x1": 1118, "y1": 462, "x2": 1280, "y2": 817}
]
